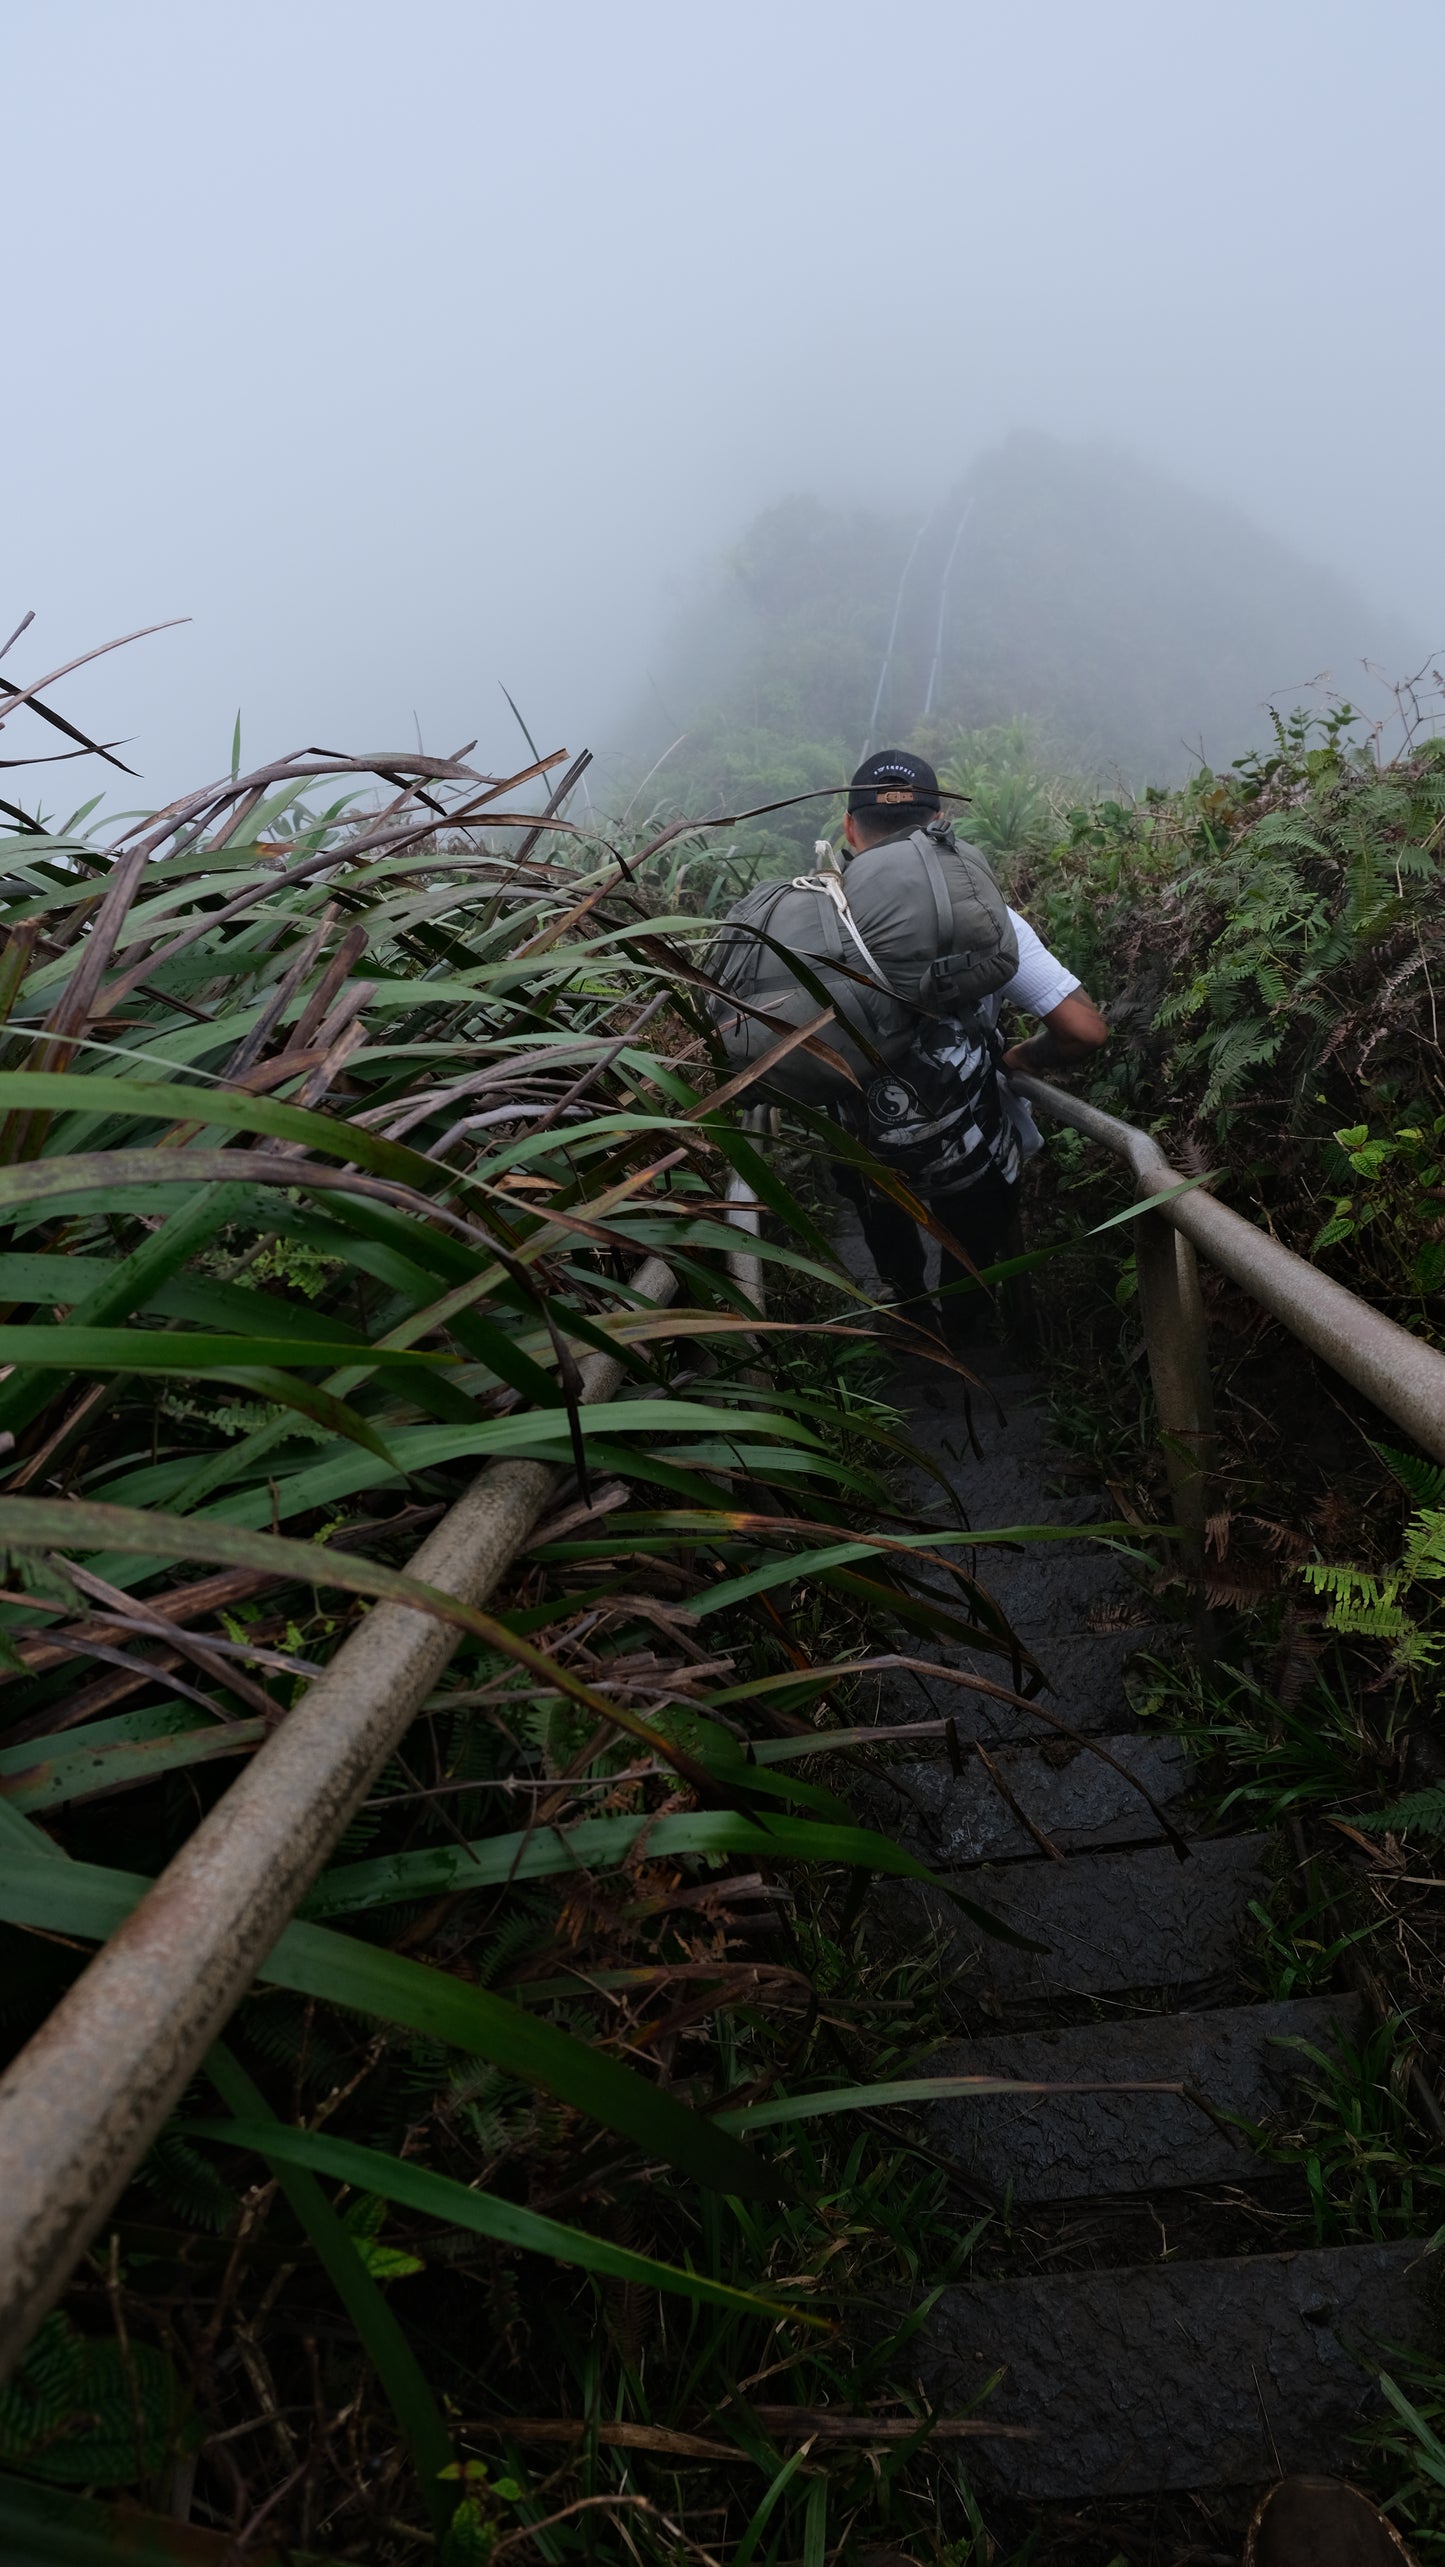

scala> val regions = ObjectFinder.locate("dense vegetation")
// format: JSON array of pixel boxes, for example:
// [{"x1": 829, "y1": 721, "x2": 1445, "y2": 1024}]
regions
[
  {"x1": 646, "y1": 673, "x2": 1445, "y2": 2550},
  {"x1": 1003, "y1": 694, "x2": 1445, "y2": 2553},
  {"x1": 0, "y1": 664, "x2": 1114, "y2": 2566},
  {"x1": 8, "y1": 594, "x2": 1445, "y2": 2560}
]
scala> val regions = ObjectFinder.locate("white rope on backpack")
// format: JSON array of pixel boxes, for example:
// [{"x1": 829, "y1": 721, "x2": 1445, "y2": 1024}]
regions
[{"x1": 789, "y1": 873, "x2": 889, "y2": 986}]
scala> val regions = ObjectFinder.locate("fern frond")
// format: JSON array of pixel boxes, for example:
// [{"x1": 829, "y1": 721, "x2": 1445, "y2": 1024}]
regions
[
  {"x1": 1352, "y1": 1786, "x2": 1445, "y2": 1841},
  {"x1": 1401, "y1": 1506, "x2": 1445, "y2": 1585},
  {"x1": 138, "y1": 2130, "x2": 237, "y2": 2233},
  {"x1": 1246, "y1": 814, "x2": 1329, "y2": 857},
  {"x1": 1199, "y1": 1017, "x2": 1284, "y2": 1109},
  {"x1": 0, "y1": 2312, "x2": 188, "y2": 2483},
  {"x1": 473, "y1": 1897, "x2": 555, "y2": 1990},
  {"x1": 235, "y1": 1993, "x2": 349, "y2": 2090}
]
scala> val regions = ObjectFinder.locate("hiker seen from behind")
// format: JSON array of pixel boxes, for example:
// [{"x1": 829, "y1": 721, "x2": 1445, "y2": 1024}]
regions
[{"x1": 709, "y1": 748, "x2": 1108, "y2": 1345}]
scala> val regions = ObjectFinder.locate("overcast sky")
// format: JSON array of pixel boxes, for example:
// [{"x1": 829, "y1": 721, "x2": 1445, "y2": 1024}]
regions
[{"x1": 9, "y1": 0, "x2": 1442, "y2": 807}]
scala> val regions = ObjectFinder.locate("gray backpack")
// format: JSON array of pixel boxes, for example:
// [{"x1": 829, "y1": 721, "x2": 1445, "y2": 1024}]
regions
[{"x1": 707, "y1": 821, "x2": 1019, "y2": 1106}]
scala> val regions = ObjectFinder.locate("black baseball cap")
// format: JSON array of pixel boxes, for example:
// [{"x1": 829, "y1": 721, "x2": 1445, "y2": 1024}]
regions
[{"x1": 847, "y1": 749, "x2": 941, "y2": 816}]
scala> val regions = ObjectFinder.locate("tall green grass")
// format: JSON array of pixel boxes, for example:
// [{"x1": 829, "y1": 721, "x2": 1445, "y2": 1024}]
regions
[{"x1": 0, "y1": 708, "x2": 1082, "y2": 2560}]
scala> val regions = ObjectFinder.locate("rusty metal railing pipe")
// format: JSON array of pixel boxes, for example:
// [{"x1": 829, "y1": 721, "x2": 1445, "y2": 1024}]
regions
[
  {"x1": 1132, "y1": 1210, "x2": 1216, "y2": 1576},
  {"x1": 723, "y1": 1170, "x2": 766, "y2": 1314},
  {"x1": 1013, "y1": 1074, "x2": 1445, "y2": 1465},
  {"x1": 723, "y1": 1107, "x2": 768, "y2": 1316},
  {"x1": 0, "y1": 1257, "x2": 675, "y2": 2380}
]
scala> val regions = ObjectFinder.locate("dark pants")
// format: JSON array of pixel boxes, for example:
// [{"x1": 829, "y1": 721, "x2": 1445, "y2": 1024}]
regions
[{"x1": 834, "y1": 1158, "x2": 1020, "y2": 1338}]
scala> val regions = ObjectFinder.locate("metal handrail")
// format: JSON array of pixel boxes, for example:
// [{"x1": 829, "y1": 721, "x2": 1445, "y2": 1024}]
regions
[
  {"x1": 1012, "y1": 1072, "x2": 1445, "y2": 1505},
  {"x1": 723, "y1": 1170, "x2": 766, "y2": 1311},
  {"x1": 723, "y1": 1107, "x2": 770, "y2": 1315}
]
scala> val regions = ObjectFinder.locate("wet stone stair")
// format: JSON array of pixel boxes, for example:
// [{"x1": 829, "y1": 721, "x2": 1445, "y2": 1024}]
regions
[{"x1": 838, "y1": 1209, "x2": 1431, "y2": 2513}]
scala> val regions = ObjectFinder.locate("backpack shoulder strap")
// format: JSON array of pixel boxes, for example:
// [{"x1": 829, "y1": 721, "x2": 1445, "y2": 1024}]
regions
[{"x1": 914, "y1": 833, "x2": 955, "y2": 949}]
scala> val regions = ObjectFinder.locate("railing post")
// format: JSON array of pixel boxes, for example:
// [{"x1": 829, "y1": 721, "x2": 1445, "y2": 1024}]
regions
[
  {"x1": 723, "y1": 1106, "x2": 767, "y2": 1317},
  {"x1": 1134, "y1": 1207, "x2": 1216, "y2": 1586},
  {"x1": 1012, "y1": 1069, "x2": 1445, "y2": 1469}
]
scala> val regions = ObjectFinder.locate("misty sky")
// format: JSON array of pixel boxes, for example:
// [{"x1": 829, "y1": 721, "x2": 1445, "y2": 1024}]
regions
[{"x1": 9, "y1": 0, "x2": 1442, "y2": 807}]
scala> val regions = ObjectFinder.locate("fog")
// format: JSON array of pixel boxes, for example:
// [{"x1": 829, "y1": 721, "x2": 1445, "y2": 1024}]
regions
[{"x1": 8, "y1": 0, "x2": 1443, "y2": 806}]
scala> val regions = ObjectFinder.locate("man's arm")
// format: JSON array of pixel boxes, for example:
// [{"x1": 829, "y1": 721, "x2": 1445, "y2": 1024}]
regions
[{"x1": 999, "y1": 990, "x2": 1109, "y2": 1076}]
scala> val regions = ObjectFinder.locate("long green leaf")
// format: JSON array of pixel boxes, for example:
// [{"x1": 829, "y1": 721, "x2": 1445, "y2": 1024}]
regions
[
  {"x1": 0, "y1": 1493, "x2": 808, "y2": 1796},
  {"x1": 0, "y1": 1793, "x2": 64, "y2": 1859},
  {"x1": 0, "y1": 1852, "x2": 782, "y2": 2198},
  {"x1": 0, "y1": 1070, "x2": 493, "y2": 1197},
  {"x1": 803, "y1": 2474, "x2": 828, "y2": 2567},
  {"x1": 0, "y1": 1328, "x2": 454, "y2": 1372},
  {"x1": 731, "y1": 2440, "x2": 813, "y2": 2567},
  {"x1": 180, "y1": 2118, "x2": 816, "y2": 2324},
  {"x1": 716, "y1": 2072, "x2": 1185, "y2": 2130},
  {"x1": 1, "y1": 1717, "x2": 265, "y2": 1811},
  {"x1": 687, "y1": 1522, "x2": 1149, "y2": 1617},
  {"x1": 304, "y1": 1813, "x2": 1040, "y2": 1947},
  {"x1": 0, "y1": 1254, "x2": 369, "y2": 1345},
  {"x1": 0, "y1": 1180, "x2": 255, "y2": 1438},
  {"x1": 1378, "y1": 2370, "x2": 1445, "y2": 2491},
  {"x1": 0, "y1": 2470, "x2": 314, "y2": 2565},
  {"x1": 201, "y1": 2044, "x2": 456, "y2": 2537}
]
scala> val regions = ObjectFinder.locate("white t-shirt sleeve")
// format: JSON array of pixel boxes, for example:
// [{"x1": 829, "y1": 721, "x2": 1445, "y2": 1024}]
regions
[{"x1": 1000, "y1": 909, "x2": 1081, "y2": 1019}]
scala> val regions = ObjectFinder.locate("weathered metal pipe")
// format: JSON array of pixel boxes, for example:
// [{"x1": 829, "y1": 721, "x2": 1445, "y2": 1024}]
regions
[
  {"x1": 1013, "y1": 1075, "x2": 1445, "y2": 1463},
  {"x1": 723, "y1": 1107, "x2": 768, "y2": 1316},
  {"x1": 0, "y1": 1257, "x2": 674, "y2": 2379},
  {"x1": 723, "y1": 1168, "x2": 766, "y2": 1314},
  {"x1": 1133, "y1": 1209, "x2": 1216, "y2": 1576}
]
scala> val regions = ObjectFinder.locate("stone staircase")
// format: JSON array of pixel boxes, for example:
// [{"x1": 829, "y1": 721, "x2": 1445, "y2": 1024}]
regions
[{"x1": 842, "y1": 1218, "x2": 1432, "y2": 2511}]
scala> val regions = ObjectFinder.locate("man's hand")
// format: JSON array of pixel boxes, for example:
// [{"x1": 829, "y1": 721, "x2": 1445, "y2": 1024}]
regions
[{"x1": 1000, "y1": 990, "x2": 1109, "y2": 1076}]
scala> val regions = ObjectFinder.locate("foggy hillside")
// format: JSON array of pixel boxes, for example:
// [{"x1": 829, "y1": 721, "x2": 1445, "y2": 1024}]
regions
[{"x1": 634, "y1": 435, "x2": 1421, "y2": 822}]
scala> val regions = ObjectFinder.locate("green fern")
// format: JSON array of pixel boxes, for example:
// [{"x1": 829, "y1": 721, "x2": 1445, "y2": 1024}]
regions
[
  {"x1": 1198, "y1": 1018, "x2": 1284, "y2": 1111},
  {"x1": 1247, "y1": 812, "x2": 1329, "y2": 857},
  {"x1": 1402, "y1": 1506, "x2": 1445, "y2": 1584},
  {"x1": 1352, "y1": 1787, "x2": 1445, "y2": 1842},
  {"x1": 1299, "y1": 1560, "x2": 1436, "y2": 1665},
  {"x1": 446, "y1": 2060, "x2": 533, "y2": 2155},
  {"x1": 1119, "y1": 724, "x2": 1445, "y2": 1131},
  {"x1": 234, "y1": 1992, "x2": 350, "y2": 2091},
  {"x1": 137, "y1": 2129, "x2": 237, "y2": 2233},
  {"x1": 249, "y1": 1237, "x2": 342, "y2": 1299},
  {"x1": 1301, "y1": 1502, "x2": 1445, "y2": 1671},
  {"x1": 0, "y1": 2312, "x2": 190, "y2": 2484},
  {"x1": 472, "y1": 1898, "x2": 555, "y2": 1990}
]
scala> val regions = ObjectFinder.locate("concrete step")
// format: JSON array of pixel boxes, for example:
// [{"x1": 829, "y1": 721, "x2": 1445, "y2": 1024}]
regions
[
  {"x1": 969, "y1": 1541, "x2": 1149, "y2": 1638},
  {"x1": 919, "y1": 2239, "x2": 1430, "y2": 2495},
  {"x1": 890, "y1": 1367, "x2": 1056, "y2": 1470},
  {"x1": 877, "y1": 1625, "x2": 1177, "y2": 1742},
  {"x1": 903, "y1": 1460, "x2": 1070, "y2": 1537},
  {"x1": 1010, "y1": 1622, "x2": 1177, "y2": 1729},
  {"x1": 915, "y1": 1833, "x2": 1272, "y2": 2006},
  {"x1": 886, "y1": 1315, "x2": 1168, "y2": 1659},
  {"x1": 926, "y1": 1995, "x2": 1366, "y2": 2200},
  {"x1": 885, "y1": 1730, "x2": 1192, "y2": 1865},
  {"x1": 908, "y1": 1455, "x2": 1089, "y2": 1527}
]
